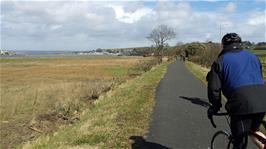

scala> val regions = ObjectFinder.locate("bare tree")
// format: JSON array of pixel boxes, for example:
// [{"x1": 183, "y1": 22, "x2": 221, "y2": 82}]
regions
[{"x1": 147, "y1": 24, "x2": 176, "y2": 62}]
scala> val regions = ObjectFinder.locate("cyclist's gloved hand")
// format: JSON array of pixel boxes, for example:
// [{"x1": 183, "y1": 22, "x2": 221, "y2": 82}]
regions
[{"x1": 207, "y1": 106, "x2": 219, "y2": 119}]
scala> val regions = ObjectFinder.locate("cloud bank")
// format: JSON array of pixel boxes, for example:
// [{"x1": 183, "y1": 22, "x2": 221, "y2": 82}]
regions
[{"x1": 1, "y1": 1, "x2": 265, "y2": 51}]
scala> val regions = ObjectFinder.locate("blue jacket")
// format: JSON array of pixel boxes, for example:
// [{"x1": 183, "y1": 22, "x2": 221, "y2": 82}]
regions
[
  {"x1": 207, "y1": 44, "x2": 266, "y2": 115},
  {"x1": 221, "y1": 50, "x2": 264, "y2": 98}
]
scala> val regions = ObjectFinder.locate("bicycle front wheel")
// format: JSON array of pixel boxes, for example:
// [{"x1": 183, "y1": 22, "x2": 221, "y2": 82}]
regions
[{"x1": 211, "y1": 130, "x2": 232, "y2": 149}]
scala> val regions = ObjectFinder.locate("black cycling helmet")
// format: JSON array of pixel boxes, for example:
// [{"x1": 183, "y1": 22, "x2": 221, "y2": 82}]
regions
[{"x1": 222, "y1": 33, "x2": 242, "y2": 45}]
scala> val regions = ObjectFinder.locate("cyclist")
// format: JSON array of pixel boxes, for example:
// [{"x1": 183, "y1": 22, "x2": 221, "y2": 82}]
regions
[{"x1": 206, "y1": 33, "x2": 266, "y2": 149}]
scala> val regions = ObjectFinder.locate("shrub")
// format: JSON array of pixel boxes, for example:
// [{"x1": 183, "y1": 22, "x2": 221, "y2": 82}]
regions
[
  {"x1": 129, "y1": 58, "x2": 159, "y2": 75},
  {"x1": 184, "y1": 43, "x2": 221, "y2": 67}
]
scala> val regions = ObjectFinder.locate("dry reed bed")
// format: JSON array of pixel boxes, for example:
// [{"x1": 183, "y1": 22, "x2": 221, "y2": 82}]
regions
[{"x1": 0, "y1": 56, "x2": 154, "y2": 148}]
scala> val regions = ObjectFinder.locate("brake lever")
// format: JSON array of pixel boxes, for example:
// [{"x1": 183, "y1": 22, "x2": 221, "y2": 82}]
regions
[{"x1": 208, "y1": 112, "x2": 229, "y2": 128}]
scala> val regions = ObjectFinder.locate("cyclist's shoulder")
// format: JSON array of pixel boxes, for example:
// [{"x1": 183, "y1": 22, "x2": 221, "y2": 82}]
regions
[
  {"x1": 219, "y1": 49, "x2": 258, "y2": 63},
  {"x1": 240, "y1": 49, "x2": 257, "y2": 56}
]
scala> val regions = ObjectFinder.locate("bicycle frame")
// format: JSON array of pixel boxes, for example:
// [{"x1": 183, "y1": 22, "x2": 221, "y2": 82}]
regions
[{"x1": 209, "y1": 112, "x2": 266, "y2": 148}]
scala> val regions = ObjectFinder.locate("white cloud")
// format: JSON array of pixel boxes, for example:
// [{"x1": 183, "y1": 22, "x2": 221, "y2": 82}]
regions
[
  {"x1": 1, "y1": 1, "x2": 265, "y2": 51},
  {"x1": 247, "y1": 11, "x2": 266, "y2": 26},
  {"x1": 109, "y1": 5, "x2": 153, "y2": 23},
  {"x1": 225, "y1": 2, "x2": 236, "y2": 13},
  {"x1": 50, "y1": 25, "x2": 62, "y2": 31}
]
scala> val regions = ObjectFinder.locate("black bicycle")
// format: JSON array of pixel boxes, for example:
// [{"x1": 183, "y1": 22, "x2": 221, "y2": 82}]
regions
[{"x1": 209, "y1": 112, "x2": 266, "y2": 149}]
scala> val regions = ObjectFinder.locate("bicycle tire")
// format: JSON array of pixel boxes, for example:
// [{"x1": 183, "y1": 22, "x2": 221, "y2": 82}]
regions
[{"x1": 211, "y1": 130, "x2": 232, "y2": 149}]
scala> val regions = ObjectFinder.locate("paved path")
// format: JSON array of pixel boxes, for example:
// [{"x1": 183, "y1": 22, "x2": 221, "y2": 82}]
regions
[{"x1": 143, "y1": 61, "x2": 256, "y2": 149}]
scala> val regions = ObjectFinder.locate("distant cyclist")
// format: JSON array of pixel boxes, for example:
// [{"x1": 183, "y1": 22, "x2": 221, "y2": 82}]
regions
[{"x1": 206, "y1": 33, "x2": 266, "y2": 149}]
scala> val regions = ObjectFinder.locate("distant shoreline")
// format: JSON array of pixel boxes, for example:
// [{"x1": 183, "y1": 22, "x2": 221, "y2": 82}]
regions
[
  {"x1": 12, "y1": 50, "x2": 75, "y2": 55},
  {"x1": 0, "y1": 50, "x2": 82, "y2": 59}
]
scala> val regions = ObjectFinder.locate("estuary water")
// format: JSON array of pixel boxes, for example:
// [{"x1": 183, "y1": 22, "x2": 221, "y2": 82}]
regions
[{"x1": 0, "y1": 50, "x2": 78, "y2": 59}]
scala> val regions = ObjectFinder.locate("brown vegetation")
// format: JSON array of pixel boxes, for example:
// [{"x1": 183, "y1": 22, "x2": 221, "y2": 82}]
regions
[{"x1": 0, "y1": 56, "x2": 158, "y2": 148}]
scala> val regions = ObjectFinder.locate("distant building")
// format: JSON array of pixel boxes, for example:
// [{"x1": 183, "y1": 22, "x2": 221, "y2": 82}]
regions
[
  {"x1": 74, "y1": 46, "x2": 154, "y2": 56},
  {"x1": 0, "y1": 50, "x2": 16, "y2": 56},
  {"x1": 1, "y1": 49, "x2": 9, "y2": 55}
]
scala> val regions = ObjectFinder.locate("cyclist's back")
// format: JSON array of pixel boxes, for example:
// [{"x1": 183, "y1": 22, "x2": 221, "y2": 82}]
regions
[
  {"x1": 219, "y1": 49, "x2": 266, "y2": 115},
  {"x1": 207, "y1": 33, "x2": 266, "y2": 149},
  {"x1": 221, "y1": 50, "x2": 263, "y2": 90}
]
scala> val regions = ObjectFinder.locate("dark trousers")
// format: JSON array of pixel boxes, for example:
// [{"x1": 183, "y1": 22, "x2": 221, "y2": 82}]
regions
[{"x1": 230, "y1": 112, "x2": 265, "y2": 149}]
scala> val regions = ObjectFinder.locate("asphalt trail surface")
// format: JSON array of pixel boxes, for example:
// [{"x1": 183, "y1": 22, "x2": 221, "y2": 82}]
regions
[{"x1": 143, "y1": 61, "x2": 256, "y2": 149}]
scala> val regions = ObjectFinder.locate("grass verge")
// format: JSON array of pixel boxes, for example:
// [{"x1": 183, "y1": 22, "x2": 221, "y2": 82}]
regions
[
  {"x1": 185, "y1": 61, "x2": 266, "y2": 135},
  {"x1": 185, "y1": 61, "x2": 209, "y2": 85},
  {"x1": 20, "y1": 62, "x2": 168, "y2": 149}
]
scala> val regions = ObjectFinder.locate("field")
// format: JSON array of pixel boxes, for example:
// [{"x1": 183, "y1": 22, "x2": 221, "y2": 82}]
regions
[
  {"x1": 0, "y1": 56, "x2": 156, "y2": 148},
  {"x1": 260, "y1": 56, "x2": 266, "y2": 79},
  {"x1": 20, "y1": 61, "x2": 168, "y2": 149},
  {"x1": 251, "y1": 49, "x2": 266, "y2": 55},
  {"x1": 252, "y1": 50, "x2": 266, "y2": 79}
]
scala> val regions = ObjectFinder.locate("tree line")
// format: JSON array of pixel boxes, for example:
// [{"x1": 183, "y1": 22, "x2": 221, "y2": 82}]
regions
[{"x1": 146, "y1": 24, "x2": 266, "y2": 66}]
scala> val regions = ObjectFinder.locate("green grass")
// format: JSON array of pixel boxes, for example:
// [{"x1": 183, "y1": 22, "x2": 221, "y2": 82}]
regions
[
  {"x1": 104, "y1": 67, "x2": 130, "y2": 78},
  {"x1": 252, "y1": 46, "x2": 266, "y2": 51},
  {"x1": 20, "y1": 62, "x2": 168, "y2": 149},
  {"x1": 185, "y1": 61, "x2": 209, "y2": 84},
  {"x1": 250, "y1": 50, "x2": 266, "y2": 55},
  {"x1": 73, "y1": 134, "x2": 110, "y2": 146}
]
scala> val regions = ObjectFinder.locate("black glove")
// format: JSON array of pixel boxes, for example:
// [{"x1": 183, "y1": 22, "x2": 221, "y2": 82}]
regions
[
  {"x1": 207, "y1": 106, "x2": 219, "y2": 119},
  {"x1": 207, "y1": 106, "x2": 219, "y2": 128}
]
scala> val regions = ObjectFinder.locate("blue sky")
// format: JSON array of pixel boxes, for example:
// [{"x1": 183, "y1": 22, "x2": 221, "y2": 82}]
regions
[
  {"x1": 1, "y1": 0, "x2": 265, "y2": 51},
  {"x1": 143, "y1": 0, "x2": 265, "y2": 13},
  {"x1": 190, "y1": 1, "x2": 264, "y2": 12}
]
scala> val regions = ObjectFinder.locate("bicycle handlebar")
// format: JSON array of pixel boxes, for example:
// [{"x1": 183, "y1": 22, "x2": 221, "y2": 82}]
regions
[{"x1": 209, "y1": 112, "x2": 228, "y2": 128}]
